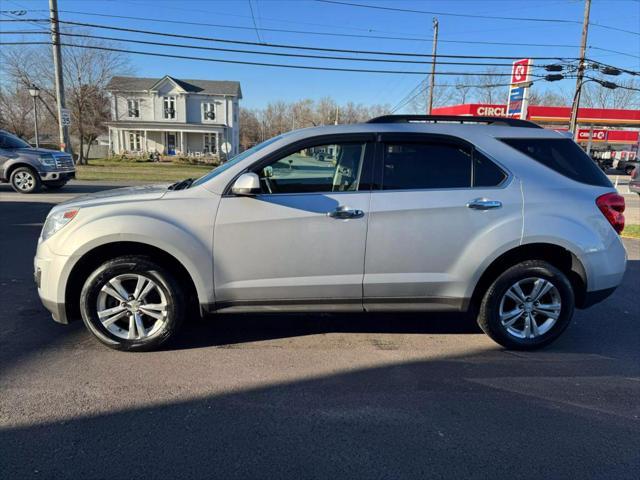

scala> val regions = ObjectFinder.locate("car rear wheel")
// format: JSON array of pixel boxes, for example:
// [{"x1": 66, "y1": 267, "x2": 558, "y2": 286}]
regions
[
  {"x1": 10, "y1": 166, "x2": 40, "y2": 193},
  {"x1": 624, "y1": 165, "x2": 636, "y2": 176},
  {"x1": 477, "y1": 260, "x2": 575, "y2": 350},
  {"x1": 80, "y1": 256, "x2": 185, "y2": 351}
]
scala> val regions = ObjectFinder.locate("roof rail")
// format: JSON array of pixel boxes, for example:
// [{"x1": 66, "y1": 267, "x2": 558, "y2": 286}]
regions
[{"x1": 367, "y1": 114, "x2": 541, "y2": 129}]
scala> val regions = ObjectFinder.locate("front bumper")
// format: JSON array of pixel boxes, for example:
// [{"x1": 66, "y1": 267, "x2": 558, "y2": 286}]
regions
[
  {"x1": 34, "y1": 243, "x2": 71, "y2": 324},
  {"x1": 39, "y1": 170, "x2": 75, "y2": 182}
]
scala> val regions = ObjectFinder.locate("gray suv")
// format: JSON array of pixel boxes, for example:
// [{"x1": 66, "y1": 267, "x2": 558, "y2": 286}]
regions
[
  {"x1": 34, "y1": 115, "x2": 627, "y2": 352},
  {"x1": 0, "y1": 130, "x2": 75, "y2": 193}
]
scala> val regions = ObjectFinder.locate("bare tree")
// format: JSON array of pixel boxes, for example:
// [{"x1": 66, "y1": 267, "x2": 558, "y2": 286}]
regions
[
  {"x1": 474, "y1": 67, "x2": 509, "y2": 104},
  {"x1": 239, "y1": 98, "x2": 391, "y2": 151},
  {"x1": 0, "y1": 33, "x2": 130, "y2": 163},
  {"x1": 0, "y1": 81, "x2": 36, "y2": 139},
  {"x1": 528, "y1": 88, "x2": 571, "y2": 106},
  {"x1": 580, "y1": 78, "x2": 639, "y2": 109}
]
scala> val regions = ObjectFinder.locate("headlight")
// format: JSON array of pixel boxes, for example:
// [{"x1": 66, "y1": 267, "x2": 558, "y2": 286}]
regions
[
  {"x1": 38, "y1": 154, "x2": 56, "y2": 168},
  {"x1": 41, "y1": 208, "x2": 79, "y2": 242}
]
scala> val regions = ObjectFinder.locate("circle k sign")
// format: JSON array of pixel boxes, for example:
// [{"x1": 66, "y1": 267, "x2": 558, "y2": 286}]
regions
[{"x1": 511, "y1": 59, "x2": 531, "y2": 85}]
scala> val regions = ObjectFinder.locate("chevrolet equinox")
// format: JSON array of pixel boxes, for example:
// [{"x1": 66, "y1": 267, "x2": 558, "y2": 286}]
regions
[{"x1": 34, "y1": 115, "x2": 627, "y2": 351}]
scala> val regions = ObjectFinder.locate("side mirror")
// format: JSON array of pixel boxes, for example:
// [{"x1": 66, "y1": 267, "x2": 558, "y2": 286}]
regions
[{"x1": 231, "y1": 172, "x2": 260, "y2": 195}]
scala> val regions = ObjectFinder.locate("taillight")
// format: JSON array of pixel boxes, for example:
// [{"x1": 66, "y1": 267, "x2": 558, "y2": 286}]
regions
[{"x1": 596, "y1": 192, "x2": 625, "y2": 234}]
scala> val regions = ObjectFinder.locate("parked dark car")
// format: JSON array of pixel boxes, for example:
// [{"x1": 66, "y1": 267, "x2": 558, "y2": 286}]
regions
[
  {"x1": 629, "y1": 167, "x2": 640, "y2": 196},
  {"x1": 613, "y1": 157, "x2": 640, "y2": 176},
  {"x1": 0, "y1": 130, "x2": 75, "y2": 193}
]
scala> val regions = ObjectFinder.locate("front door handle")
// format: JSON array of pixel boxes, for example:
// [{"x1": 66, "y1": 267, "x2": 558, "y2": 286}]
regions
[
  {"x1": 328, "y1": 205, "x2": 364, "y2": 219},
  {"x1": 467, "y1": 198, "x2": 502, "y2": 210}
]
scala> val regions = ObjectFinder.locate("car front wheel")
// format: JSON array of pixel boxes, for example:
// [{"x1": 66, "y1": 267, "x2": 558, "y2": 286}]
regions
[
  {"x1": 10, "y1": 166, "x2": 41, "y2": 193},
  {"x1": 477, "y1": 260, "x2": 575, "y2": 350},
  {"x1": 80, "y1": 256, "x2": 185, "y2": 351}
]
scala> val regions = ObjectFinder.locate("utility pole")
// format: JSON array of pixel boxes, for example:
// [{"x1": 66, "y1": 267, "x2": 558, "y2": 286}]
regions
[
  {"x1": 427, "y1": 17, "x2": 439, "y2": 114},
  {"x1": 569, "y1": 0, "x2": 591, "y2": 136},
  {"x1": 49, "y1": 0, "x2": 69, "y2": 153}
]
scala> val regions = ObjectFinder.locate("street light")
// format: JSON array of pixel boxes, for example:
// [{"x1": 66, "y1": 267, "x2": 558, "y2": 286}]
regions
[{"x1": 28, "y1": 84, "x2": 40, "y2": 148}]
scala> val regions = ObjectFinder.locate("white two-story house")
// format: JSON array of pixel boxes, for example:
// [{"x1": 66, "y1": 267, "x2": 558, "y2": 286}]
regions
[{"x1": 105, "y1": 75, "x2": 242, "y2": 158}]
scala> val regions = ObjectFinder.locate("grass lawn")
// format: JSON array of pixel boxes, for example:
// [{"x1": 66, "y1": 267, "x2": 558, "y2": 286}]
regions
[
  {"x1": 76, "y1": 159, "x2": 213, "y2": 182},
  {"x1": 622, "y1": 224, "x2": 640, "y2": 239}
]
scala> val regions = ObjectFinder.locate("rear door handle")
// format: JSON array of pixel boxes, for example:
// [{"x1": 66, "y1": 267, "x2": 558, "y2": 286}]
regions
[
  {"x1": 466, "y1": 198, "x2": 502, "y2": 210},
  {"x1": 328, "y1": 206, "x2": 364, "y2": 219}
]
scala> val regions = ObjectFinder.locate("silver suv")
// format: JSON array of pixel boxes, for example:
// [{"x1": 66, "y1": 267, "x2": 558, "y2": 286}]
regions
[
  {"x1": 34, "y1": 115, "x2": 627, "y2": 351},
  {"x1": 0, "y1": 130, "x2": 75, "y2": 193}
]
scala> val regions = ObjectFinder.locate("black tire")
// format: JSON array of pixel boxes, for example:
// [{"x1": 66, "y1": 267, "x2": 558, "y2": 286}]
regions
[
  {"x1": 80, "y1": 255, "x2": 185, "y2": 351},
  {"x1": 477, "y1": 260, "x2": 575, "y2": 350},
  {"x1": 624, "y1": 165, "x2": 636, "y2": 176},
  {"x1": 9, "y1": 166, "x2": 41, "y2": 193},
  {"x1": 43, "y1": 180, "x2": 68, "y2": 190}
]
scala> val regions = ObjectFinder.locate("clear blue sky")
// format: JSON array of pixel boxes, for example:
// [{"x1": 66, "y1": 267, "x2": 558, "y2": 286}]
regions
[{"x1": 4, "y1": 0, "x2": 640, "y2": 110}]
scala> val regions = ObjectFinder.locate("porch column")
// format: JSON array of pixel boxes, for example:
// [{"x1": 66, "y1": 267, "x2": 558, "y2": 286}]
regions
[
  {"x1": 180, "y1": 131, "x2": 185, "y2": 155},
  {"x1": 108, "y1": 127, "x2": 112, "y2": 156},
  {"x1": 144, "y1": 130, "x2": 148, "y2": 153}
]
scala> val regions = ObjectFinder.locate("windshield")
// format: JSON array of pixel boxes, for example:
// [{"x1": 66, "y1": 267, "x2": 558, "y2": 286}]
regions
[
  {"x1": 191, "y1": 135, "x2": 284, "y2": 187},
  {"x1": 0, "y1": 132, "x2": 31, "y2": 149}
]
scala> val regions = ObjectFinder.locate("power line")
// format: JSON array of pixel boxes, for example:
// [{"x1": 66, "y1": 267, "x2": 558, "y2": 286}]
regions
[
  {"x1": 0, "y1": 18, "x2": 584, "y2": 61},
  {"x1": 0, "y1": 30, "x2": 568, "y2": 69},
  {"x1": 0, "y1": 40, "x2": 566, "y2": 76},
  {"x1": 317, "y1": 0, "x2": 640, "y2": 36},
  {"x1": 5, "y1": 8, "x2": 632, "y2": 54},
  {"x1": 47, "y1": 9, "x2": 583, "y2": 48},
  {"x1": 584, "y1": 76, "x2": 640, "y2": 91}
]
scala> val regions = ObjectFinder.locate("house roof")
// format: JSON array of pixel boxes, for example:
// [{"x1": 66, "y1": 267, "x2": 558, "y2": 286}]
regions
[{"x1": 106, "y1": 75, "x2": 242, "y2": 97}]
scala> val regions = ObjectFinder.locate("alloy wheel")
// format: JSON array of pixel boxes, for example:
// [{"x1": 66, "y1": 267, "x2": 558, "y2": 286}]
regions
[
  {"x1": 13, "y1": 171, "x2": 35, "y2": 191},
  {"x1": 498, "y1": 277, "x2": 561, "y2": 339},
  {"x1": 96, "y1": 273, "x2": 169, "y2": 340}
]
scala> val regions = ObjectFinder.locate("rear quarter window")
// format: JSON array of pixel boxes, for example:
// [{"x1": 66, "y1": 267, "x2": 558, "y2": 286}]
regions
[{"x1": 499, "y1": 138, "x2": 612, "y2": 187}]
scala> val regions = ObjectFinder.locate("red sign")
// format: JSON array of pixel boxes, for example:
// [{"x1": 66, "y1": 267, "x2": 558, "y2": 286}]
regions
[
  {"x1": 472, "y1": 105, "x2": 507, "y2": 117},
  {"x1": 577, "y1": 129, "x2": 608, "y2": 142},
  {"x1": 511, "y1": 59, "x2": 531, "y2": 85}
]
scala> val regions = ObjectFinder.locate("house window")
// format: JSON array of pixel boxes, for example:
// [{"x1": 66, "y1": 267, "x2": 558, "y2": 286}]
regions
[
  {"x1": 127, "y1": 99, "x2": 139, "y2": 118},
  {"x1": 163, "y1": 96, "x2": 176, "y2": 119},
  {"x1": 203, "y1": 133, "x2": 217, "y2": 154},
  {"x1": 202, "y1": 102, "x2": 216, "y2": 121},
  {"x1": 128, "y1": 131, "x2": 142, "y2": 152}
]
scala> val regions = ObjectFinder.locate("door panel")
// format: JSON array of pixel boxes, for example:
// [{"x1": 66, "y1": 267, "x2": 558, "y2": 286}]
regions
[
  {"x1": 364, "y1": 183, "x2": 522, "y2": 304},
  {"x1": 213, "y1": 192, "x2": 369, "y2": 305},
  {"x1": 363, "y1": 134, "x2": 522, "y2": 309},
  {"x1": 213, "y1": 137, "x2": 375, "y2": 308}
]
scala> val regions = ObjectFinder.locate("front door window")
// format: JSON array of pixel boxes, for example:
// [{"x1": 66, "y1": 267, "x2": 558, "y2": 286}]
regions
[{"x1": 255, "y1": 142, "x2": 368, "y2": 194}]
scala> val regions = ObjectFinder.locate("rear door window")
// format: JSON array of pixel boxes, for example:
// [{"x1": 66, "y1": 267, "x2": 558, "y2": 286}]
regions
[
  {"x1": 500, "y1": 138, "x2": 611, "y2": 187},
  {"x1": 382, "y1": 142, "x2": 472, "y2": 190},
  {"x1": 473, "y1": 151, "x2": 507, "y2": 187}
]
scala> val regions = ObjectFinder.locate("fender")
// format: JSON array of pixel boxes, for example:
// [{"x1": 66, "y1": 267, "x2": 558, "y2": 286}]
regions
[
  {"x1": 523, "y1": 211, "x2": 626, "y2": 291},
  {"x1": 51, "y1": 213, "x2": 215, "y2": 307}
]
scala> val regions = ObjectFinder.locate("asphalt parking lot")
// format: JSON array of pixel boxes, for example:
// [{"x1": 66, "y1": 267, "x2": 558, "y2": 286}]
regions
[{"x1": 1, "y1": 181, "x2": 639, "y2": 479}]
